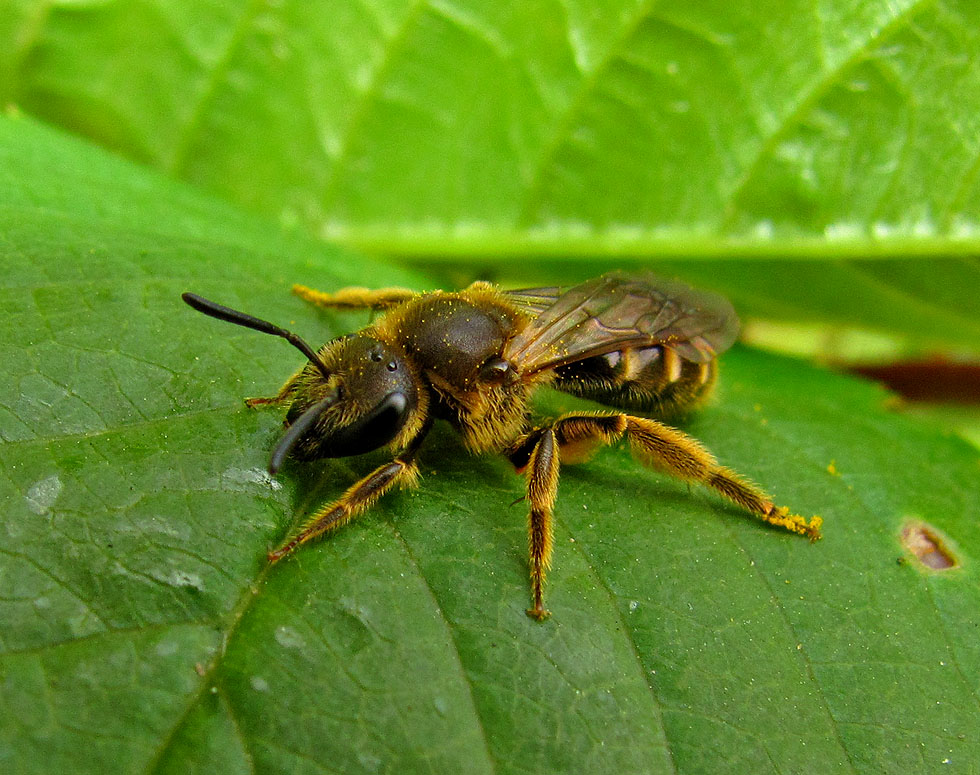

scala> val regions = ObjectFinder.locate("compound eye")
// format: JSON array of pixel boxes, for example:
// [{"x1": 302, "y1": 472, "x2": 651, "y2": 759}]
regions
[{"x1": 323, "y1": 390, "x2": 411, "y2": 457}]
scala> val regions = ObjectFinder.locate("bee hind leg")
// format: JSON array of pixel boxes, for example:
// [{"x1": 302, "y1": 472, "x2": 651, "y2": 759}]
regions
[
  {"x1": 508, "y1": 409, "x2": 819, "y2": 620},
  {"x1": 523, "y1": 410, "x2": 820, "y2": 538},
  {"x1": 618, "y1": 414, "x2": 821, "y2": 539}
]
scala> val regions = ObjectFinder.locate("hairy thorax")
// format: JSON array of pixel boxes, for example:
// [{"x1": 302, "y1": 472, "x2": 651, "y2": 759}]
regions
[{"x1": 373, "y1": 287, "x2": 539, "y2": 453}]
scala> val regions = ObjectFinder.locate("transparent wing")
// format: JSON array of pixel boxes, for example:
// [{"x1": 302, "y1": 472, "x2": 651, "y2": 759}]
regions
[
  {"x1": 503, "y1": 271, "x2": 739, "y2": 375},
  {"x1": 501, "y1": 285, "x2": 563, "y2": 316}
]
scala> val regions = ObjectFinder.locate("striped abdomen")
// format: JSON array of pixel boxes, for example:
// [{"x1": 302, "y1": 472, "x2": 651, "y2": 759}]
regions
[{"x1": 551, "y1": 345, "x2": 716, "y2": 418}]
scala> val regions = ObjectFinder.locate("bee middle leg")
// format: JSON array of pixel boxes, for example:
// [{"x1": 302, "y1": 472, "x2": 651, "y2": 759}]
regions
[
  {"x1": 520, "y1": 428, "x2": 560, "y2": 621},
  {"x1": 292, "y1": 284, "x2": 416, "y2": 310},
  {"x1": 243, "y1": 368, "x2": 304, "y2": 408},
  {"x1": 508, "y1": 416, "x2": 625, "y2": 621},
  {"x1": 267, "y1": 456, "x2": 420, "y2": 563}
]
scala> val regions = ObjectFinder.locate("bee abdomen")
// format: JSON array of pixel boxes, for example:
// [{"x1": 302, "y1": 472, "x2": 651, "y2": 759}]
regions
[{"x1": 552, "y1": 345, "x2": 716, "y2": 418}]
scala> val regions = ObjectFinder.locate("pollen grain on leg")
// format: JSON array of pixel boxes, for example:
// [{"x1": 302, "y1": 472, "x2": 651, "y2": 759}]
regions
[{"x1": 764, "y1": 506, "x2": 822, "y2": 540}]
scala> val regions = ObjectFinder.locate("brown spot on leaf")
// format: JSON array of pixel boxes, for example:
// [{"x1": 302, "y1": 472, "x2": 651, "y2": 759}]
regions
[{"x1": 901, "y1": 522, "x2": 957, "y2": 570}]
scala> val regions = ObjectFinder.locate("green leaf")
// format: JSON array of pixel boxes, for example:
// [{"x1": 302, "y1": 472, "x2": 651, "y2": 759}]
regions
[
  {"x1": 6, "y1": 0, "x2": 980, "y2": 255},
  {"x1": 7, "y1": 0, "x2": 980, "y2": 359},
  {"x1": 3, "y1": 115, "x2": 980, "y2": 775}
]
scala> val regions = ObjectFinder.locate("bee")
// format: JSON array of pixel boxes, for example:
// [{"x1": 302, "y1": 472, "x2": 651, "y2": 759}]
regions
[{"x1": 182, "y1": 272, "x2": 821, "y2": 620}]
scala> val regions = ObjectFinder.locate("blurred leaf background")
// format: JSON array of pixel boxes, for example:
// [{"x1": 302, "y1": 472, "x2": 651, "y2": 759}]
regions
[{"x1": 2, "y1": 1, "x2": 980, "y2": 773}]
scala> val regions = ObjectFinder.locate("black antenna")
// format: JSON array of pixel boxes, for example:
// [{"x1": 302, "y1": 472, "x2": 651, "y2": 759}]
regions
[
  {"x1": 182, "y1": 293, "x2": 332, "y2": 381},
  {"x1": 268, "y1": 392, "x2": 339, "y2": 474}
]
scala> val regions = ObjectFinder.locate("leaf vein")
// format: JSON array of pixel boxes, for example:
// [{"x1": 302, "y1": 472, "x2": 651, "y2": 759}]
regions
[
  {"x1": 320, "y1": 0, "x2": 430, "y2": 210},
  {"x1": 557, "y1": 510, "x2": 679, "y2": 774},
  {"x1": 168, "y1": 0, "x2": 264, "y2": 176},
  {"x1": 386, "y1": 518, "x2": 499, "y2": 775},
  {"x1": 516, "y1": 0, "x2": 659, "y2": 227},
  {"x1": 723, "y1": 0, "x2": 940, "y2": 226}
]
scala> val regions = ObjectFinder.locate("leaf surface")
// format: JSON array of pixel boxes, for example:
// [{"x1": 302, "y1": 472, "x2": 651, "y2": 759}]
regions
[
  {"x1": 6, "y1": 0, "x2": 980, "y2": 357},
  {"x1": 2, "y1": 116, "x2": 979, "y2": 775},
  {"x1": 6, "y1": 0, "x2": 980, "y2": 253}
]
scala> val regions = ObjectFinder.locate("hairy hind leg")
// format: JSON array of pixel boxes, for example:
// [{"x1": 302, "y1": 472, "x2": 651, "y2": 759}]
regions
[
  {"x1": 507, "y1": 411, "x2": 820, "y2": 619},
  {"x1": 554, "y1": 411, "x2": 821, "y2": 538},
  {"x1": 620, "y1": 414, "x2": 821, "y2": 538},
  {"x1": 292, "y1": 284, "x2": 416, "y2": 310}
]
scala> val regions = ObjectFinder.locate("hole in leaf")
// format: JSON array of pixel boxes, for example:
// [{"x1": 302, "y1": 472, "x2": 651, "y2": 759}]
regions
[{"x1": 900, "y1": 521, "x2": 957, "y2": 570}]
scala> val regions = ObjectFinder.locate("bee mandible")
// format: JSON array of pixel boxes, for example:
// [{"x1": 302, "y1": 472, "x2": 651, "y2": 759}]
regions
[{"x1": 182, "y1": 272, "x2": 821, "y2": 620}]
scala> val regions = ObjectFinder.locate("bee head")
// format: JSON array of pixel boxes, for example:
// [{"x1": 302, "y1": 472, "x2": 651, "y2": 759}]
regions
[
  {"x1": 180, "y1": 293, "x2": 421, "y2": 475},
  {"x1": 272, "y1": 334, "x2": 421, "y2": 470}
]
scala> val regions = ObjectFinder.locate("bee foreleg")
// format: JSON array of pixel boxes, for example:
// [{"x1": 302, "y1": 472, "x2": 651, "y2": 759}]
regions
[
  {"x1": 523, "y1": 428, "x2": 560, "y2": 621},
  {"x1": 293, "y1": 284, "x2": 416, "y2": 310},
  {"x1": 267, "y1": 457, "x2": 420, "y2": 563},
  {"x1": 244, "y1": 366, "x2": 307, "y2": 408}
]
